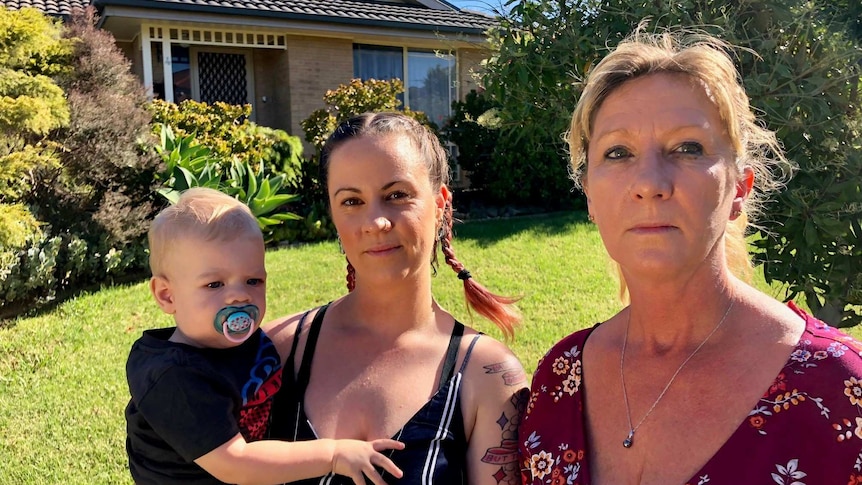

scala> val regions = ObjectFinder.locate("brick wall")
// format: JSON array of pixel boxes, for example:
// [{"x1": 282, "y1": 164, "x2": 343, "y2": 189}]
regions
[
  {"x1": 285, "y1": 35, "x2": 354, "y2": 143},
  {"x1": 458, "y1": 47, "x2": 488, "y2": 99}
]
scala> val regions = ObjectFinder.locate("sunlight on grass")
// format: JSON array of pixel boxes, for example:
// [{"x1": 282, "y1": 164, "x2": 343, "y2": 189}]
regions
[{"x1": 1, "y1": 210, "x2": 852, "y2": 483}]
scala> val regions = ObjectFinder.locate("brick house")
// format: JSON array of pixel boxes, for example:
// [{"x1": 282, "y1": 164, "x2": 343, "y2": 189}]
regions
[{"x1": 2, "y1": 0, "x2": 495, "y2": 146}]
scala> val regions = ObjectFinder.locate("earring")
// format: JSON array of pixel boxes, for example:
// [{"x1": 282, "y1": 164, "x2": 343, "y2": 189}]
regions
[
  {"x1": 337, "y1": 235, "x2": 344, "y2": 254},
  {"x1": 346, "y1": 259, "x2": 356, "y2": 292},
  {"x1": 731, "y1": 209, "x2": 742, "y2": 219},
  {"x1": 588, "y1": 213, "x2": 595, "y2": 223}
]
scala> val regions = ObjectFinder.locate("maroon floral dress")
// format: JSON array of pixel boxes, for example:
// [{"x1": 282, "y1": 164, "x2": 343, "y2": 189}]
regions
[{"x1": 519, "y1": 303, "x2": 862, "y2": 485}]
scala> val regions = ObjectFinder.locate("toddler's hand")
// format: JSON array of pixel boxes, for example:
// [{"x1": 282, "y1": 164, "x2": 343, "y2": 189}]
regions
[{"x1": 332, "y1": 438, "x2": 405, "y2": 485}]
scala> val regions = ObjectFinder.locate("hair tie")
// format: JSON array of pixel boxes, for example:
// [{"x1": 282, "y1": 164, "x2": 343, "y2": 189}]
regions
[{"x1": 457, "y1": 269, "x2": 472, "y2": 281}]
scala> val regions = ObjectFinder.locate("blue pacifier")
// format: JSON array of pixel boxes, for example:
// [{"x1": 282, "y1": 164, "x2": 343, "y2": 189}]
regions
[{"x1": 213, "y1": 304, "x2": 260, "y2": 344}]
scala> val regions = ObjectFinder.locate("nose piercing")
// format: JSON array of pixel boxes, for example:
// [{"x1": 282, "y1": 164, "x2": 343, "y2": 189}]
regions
[{"x1": 213, "y1": 304, "x2": 260, "y2": 344}]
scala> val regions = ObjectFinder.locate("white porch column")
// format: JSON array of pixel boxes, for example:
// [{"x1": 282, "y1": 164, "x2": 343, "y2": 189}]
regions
[
  {"x1": 141, "y1": 26, "x2": 153, "y2": 99},
  {"x1": 162, "y1": 39, "x2": 174, "y2": 102}
]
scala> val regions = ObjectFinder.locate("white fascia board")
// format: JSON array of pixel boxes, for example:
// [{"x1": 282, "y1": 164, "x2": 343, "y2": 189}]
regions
[{"x1": 100, "y1": 5, "x2": 488, "y2": 46}]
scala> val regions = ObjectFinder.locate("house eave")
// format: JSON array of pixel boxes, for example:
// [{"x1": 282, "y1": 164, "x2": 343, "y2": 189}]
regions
[
  {"x1": 99, "y1": 5, "x2": 491, "y2": 47},
  {"x1": 93, "y1": 0, "x2": 492, "y2": 36}
]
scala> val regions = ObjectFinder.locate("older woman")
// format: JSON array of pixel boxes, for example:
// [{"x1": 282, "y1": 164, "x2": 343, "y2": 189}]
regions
[
  {"x1": 519, "y1": 31, "x2": 862, "y2": 484},
  {"x1": 265, "y1": 112, "x2": 528, "y2": 485}
]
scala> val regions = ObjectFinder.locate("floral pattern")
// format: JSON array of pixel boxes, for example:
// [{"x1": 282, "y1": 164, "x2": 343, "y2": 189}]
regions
[{"x1": 519, "y1": 303, "x2": 862, "y2": 484}]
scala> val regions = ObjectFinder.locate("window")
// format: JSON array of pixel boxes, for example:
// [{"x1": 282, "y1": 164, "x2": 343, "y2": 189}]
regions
[{"x1": 354, "y1": 44, "x2": 456, "y2": 128}]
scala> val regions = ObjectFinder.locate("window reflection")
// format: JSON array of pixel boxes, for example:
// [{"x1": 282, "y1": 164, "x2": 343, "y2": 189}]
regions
[
  {"x1": 353, "y1": 44, "x2": 455, "y2": 127},
  {"x1": 172, "y1": 45, "x2": 192, "y2": 103},
  {"x1": 408, "y1": 51, "x2": 455, "y2": 129}
]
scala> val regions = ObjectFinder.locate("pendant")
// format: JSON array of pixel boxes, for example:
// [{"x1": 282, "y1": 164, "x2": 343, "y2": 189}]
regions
[{"x1": 623, "y1": 430, "x2": 634, "y2": 448}]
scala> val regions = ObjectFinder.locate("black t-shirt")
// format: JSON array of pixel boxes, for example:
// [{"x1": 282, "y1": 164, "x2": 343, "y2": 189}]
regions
[{"x1": 125, "y1": 327, "x2": 282, "y2": 485}]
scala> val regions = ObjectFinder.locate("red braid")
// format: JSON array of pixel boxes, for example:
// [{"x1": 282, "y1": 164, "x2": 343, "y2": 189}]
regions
[{"x1": 439, "y1": 202, "x2": 521, "y2": 339}]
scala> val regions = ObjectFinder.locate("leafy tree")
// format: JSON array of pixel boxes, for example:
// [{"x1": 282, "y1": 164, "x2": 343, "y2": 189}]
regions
[
  {"x1": 483, "y1": 0, "x2": 862, "y2": 326},
  {"x1": 444, "y1": 90, "x2": 501, "y2": 193}
]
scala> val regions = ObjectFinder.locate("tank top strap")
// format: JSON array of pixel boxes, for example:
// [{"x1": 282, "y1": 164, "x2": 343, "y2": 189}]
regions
[
  {"x1": 457, "y1": 331, "x2": 483, "y2": 374},
  {"x1": 436, "y1": 321, "x2": 464, "y2": 391},
  {"x1": 294, "y1": 303, "x2": 331, "y2": 394},
  {"x1": 284, "y1": 309, "x2": 311, "y2": 382}
]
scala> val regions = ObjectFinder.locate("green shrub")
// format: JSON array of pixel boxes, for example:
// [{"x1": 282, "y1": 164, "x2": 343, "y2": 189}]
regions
[
  {"x1": 246, "y1": 123, "x2": 303, "y2": 190},
  {"x1": 0, "y1": 137, "x2": 59, "y2": 200},
  {"x1": 0, "y1": 8, "x2": 157, "y2": 318},
  {"x1": 153, "y1": 124, "x2": 301, "y2": 243},
  {"x1": 0, "y1": 203, "x2": 42, "y2": 270},
  {"x1": 148, "y1": 99, "x2": 303, "y2": 189},
  {"x1": 0, "y1": 233, "x2": 148, "y2": 318},
  {"x1": 0, "y1": 7, "x2": 72, "y2": 136},
  {"x1": 300, "y1": 78, "x2": 432, "y2": 151}
]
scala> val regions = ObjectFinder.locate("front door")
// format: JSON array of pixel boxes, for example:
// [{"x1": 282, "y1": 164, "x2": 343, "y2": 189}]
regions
[{"x1": 195, "y1": 50, "x2": 252, "y2": 106}]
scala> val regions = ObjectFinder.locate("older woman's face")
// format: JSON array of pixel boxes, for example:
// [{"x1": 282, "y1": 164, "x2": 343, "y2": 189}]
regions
[{"x1": 584, "y1": 72, "x2": 749, "y2": 282}]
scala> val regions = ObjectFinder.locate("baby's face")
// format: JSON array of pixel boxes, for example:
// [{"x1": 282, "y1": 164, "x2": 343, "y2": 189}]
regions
[{"x1": 162, "y1": 234, "x2": 266, "y2": 348}]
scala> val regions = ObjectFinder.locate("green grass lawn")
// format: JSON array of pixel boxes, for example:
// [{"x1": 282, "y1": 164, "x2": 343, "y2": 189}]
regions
[{"x1": 1, "y1": 211, "x2": 857, "y2": 484}]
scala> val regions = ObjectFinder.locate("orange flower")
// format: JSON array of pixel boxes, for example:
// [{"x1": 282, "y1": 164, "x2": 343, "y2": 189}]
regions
[
  {"x1": 847, "y1": 473, "x2": 862, "y2": 485},
  {"x1": 749, "y1": 415, "x2": 765, "y2": 429},
  {"x1": 552, "y1": 357, "x2": 570, "y2": 376},
  {"x1": 845, "y1": 377, "x2": 862, "y2": 407},
  {"x1": 529, "y1": 451, "x2": 554, "y2": 480},
  {"x1": 562, "y1": 449, "x2": 577, "y2": 463}
]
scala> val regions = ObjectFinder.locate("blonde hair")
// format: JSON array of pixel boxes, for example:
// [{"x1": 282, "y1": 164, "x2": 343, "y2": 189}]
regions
[
  {"x1": 148, "y1": 187, "x2": 261, "y2": 276},
  {"x1": 569, "y1": 29, "x2": 791, "y2": 297}
]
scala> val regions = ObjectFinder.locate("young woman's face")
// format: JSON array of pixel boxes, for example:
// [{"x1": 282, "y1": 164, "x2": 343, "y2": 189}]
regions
[
  {"x1": 327, "y1": 133, "x2": 447, "y2": 287},
  {"x1": 584, "y1": 72, "x2": 749, "y2": 282}
]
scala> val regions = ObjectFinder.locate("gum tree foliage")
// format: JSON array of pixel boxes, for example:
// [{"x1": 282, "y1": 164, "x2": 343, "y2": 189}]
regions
[
  {"x1": 482, "y1": 0, "x2": 861, "y2": 326},
  {"x1": 444, "y1": 89, "x2": 501, "y2": 194}
]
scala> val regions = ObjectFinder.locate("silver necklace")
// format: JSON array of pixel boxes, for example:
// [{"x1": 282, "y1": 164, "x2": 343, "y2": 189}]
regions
[{"x1": 620, "y1": 300, "x2": 735, "y2": 448}]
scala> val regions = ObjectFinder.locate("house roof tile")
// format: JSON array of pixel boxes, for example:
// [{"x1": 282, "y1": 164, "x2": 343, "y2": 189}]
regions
[
  {"x1": 2, "y1": 0, "x2": 90, "y2": 16},
  {"x1": 2, "y1": 0, "x2": 497, "y2": 32}
]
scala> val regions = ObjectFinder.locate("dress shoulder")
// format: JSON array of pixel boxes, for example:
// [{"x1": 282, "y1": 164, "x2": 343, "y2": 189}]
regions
[{"x1": 534, "y1": 325, "x2": 595, "y2": 375}]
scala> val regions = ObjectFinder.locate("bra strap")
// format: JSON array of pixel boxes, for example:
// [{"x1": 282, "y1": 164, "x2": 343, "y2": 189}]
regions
[{"x1": 458, "y1": 332, "x2": 483, "y2": 374}]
